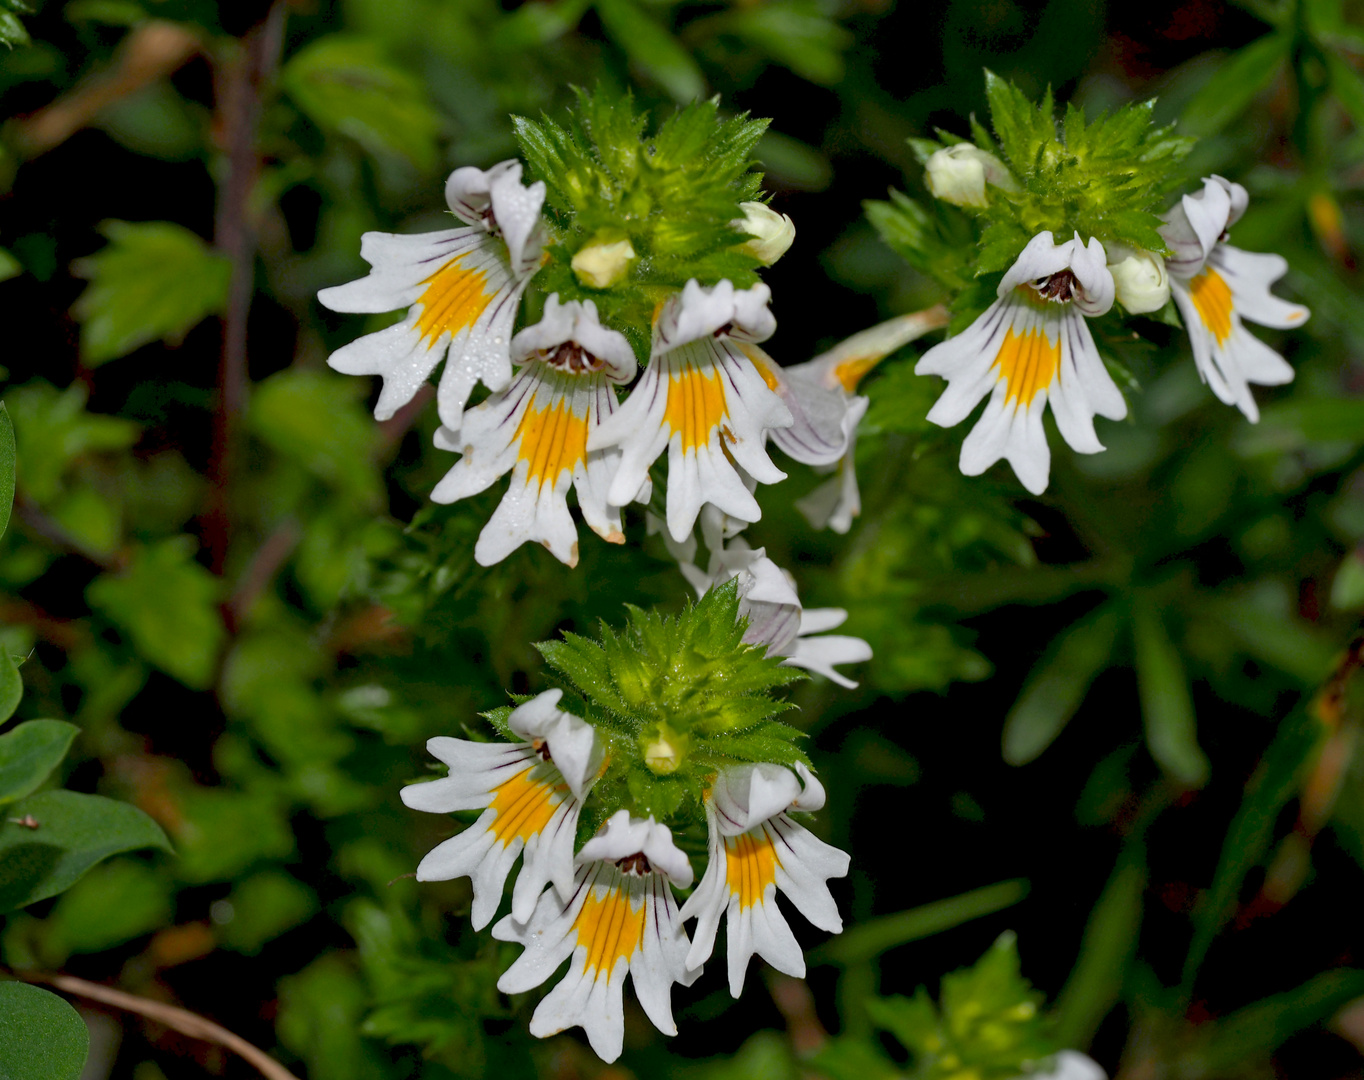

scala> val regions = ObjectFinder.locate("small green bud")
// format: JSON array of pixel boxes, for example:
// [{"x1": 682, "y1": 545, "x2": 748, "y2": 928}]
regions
[
  {"x1": 641, "y1": 723, "x2": 686, "y2": 775},
  {"x1": 735, "y1": 201, "x2": 795, "y2": 265},
  {"x1": 571, "y1": 236, "x2": 637, "y2": 289}
]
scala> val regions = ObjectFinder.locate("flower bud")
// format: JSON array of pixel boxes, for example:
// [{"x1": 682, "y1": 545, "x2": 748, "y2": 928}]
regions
[
  {"x1": 735, "y1": 201, "x2": 795, "y2": 265},
  {"x1": 571, "y1": 237, "x2": 636, "y2": 289},
  {"x1": 642, "y1": 724, "x2": 685, "y2": 775},
  {"x1": 1107, "y1": 245, "x2": 1170, "y2": 314},
  {"x1": 924, "y1": 144, "x2": 1017, "y2": 209}
]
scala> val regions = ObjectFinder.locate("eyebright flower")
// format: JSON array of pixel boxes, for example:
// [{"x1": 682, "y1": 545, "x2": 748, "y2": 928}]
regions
[
  {"x1": 736, "y1": 201, "x2": 796, "y2": 266},
  {"x1": 318, "y1": 160, "x2": 547, "y2": 430},
  {"x1": 916, "y1": 231, "x2": 1127, "y2": 495},
  {"x1": 680, "y1": 762, "x2": 849, "y2": 995},
  {"x1": 589, "y1": 280, "x2": 794, "y2": 542},
  {"x1": 493, "y1": 811, "x2": 696, "y2": 1063},
  {"x1": 1159, "y1": 175, "x2": 1310, "y2": 422},
  {"x1": 680, "y1": 522, "x2": 872, "y2": 688},
  {"x1": 749, "y1": 308, "x2": 950, "y2": 534},
  {"x1": 924, "y1": 143, "x2": 1019, "y2": 208},
  {"x1": 399, "y1": 689, "x2": 601, "y2": 929},
  {"x1": 430, "y1": 296, "x2": 637, "y2": 567}
]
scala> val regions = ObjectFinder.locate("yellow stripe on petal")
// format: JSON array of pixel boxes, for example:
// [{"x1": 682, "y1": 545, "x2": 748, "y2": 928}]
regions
[
  {"x1": 576, "y1": 884, "x2": 645, "y2": 978},
  {"x1": 488, "y1": 768, "x2": 565, "y2": 844},
  {"x1": 415, "y1": 257, "x2": 493, "y2": 346},
  {"x1": 513, "y1": 393, "x2": 589, "y2": 491},
  {"x1": 1187, "y1": 268, "x2": 1233, "y2": 345},
  {"x1": 738, "y1": 344, "x2": 782, "y2": 393},
  {"x1": 725, "y1": 829, "x2": 778, "y2": 909},
  {"x1": 664, "y1": 365, "x2": 728, "y2": 452},
  {"x1": 995, "y1": 326, "x2": 1061, "y2": 409},
  {"x1": 833, "y1": 354, "x2": 879, "y2": 393}
]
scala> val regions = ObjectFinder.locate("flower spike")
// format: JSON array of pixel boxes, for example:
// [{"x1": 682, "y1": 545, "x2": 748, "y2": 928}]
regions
[
  {"x1": 916, "y1": 230, "x2": 1127, "y2": 495},
  {"x1": 431, "y1": 295, "x2": 639, "y2": 567},
  {"x1": 319, "y1": 160, "x2": 547, "y2": 431},
  {"x1": 589, "y1": 280, "x2": 794, "y2": 542},
  {"x1": 493, "y1": 812, "x2": 696, "y2": 1063},
  {"x1": 399, "y1": 689, "x2": 598, "y2": 928}
]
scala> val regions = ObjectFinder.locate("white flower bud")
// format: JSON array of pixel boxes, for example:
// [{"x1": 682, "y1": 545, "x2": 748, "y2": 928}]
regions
[
  {"x1": 924, "y1": 144, "x2": 1017, "y2": 209},
  {"x1": 570, "y1": 237, "x2": 636, "y2": 289},
  {"x1": 735, "y1": 201, "x2": 795, "y2": 265},
  {"x1": 1107, "y1": 246, "x2": 1170, "y2": 314}
]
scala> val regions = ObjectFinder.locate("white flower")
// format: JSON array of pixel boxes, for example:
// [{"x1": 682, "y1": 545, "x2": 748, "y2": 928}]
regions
[
  {"x1": 1107, "y1": 245, "x2": 1170, "y2": 315},
  {"x1": 1016, "y1": 1051, "x2": 1107, "y2": 1080},
  {"x1": 319, "y1": 160, "x2": 547, "y2": 431},
  {"x1": 680, "y1": 520, "x2": 872, "y2": 688},
  {"x1": 925, "y1": 143, "x2": 1019, "y2": 208},
  {"x1": 589, "y1": 280, "x2": 794, "y2": 542},
  {"x1": 746, "y1": 308, "x2": 949, "y2": 533},
  {"x1": 680, "y1": 762, "x2": 849, "y2": 996},
  {"x1": 736, "y1": 202, "x2": 796, "y2": 265},
  {"x1": 430, "y1": 296, "x2": 637, "y2": 567},
  {"x1": 1159, "y1": 176, "x2": 1310, "y2": 422},
  {"x1": 915, "y1": 231, "x2": 1127, "y2": 495},
  {"x1": 571, "y1": 238, "x2": 637, "y2": 289},
  {"x1": 493, "y1": 811, "x2": 696, "y2": 1063},
  {"x1": 399, "y1": 689, "x2": 601, "y2": 929}
]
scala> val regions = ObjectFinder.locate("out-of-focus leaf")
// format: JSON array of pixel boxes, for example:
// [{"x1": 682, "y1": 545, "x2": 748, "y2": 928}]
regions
[
  {"x1": 1133, "y1": 596, "x2": 1209, "y2": 787},
  {"x1": 172, "y1": 785, "x2": 295, "y2": 884},
  {"x1": 41, "y1": 859, "x2": 171, "y2": 962},
  {"x1": 1330, "y1": 550, "x2": 1364, "y2": 610},
  {"x1": 1236, "y1": 399, "x2": 1364, "y2": 455},
  {"x1": 280, "y1": 36, "x2": 442, "y2": 170},
  {"x1": 1053, "y1": 846, "x2": 1145, "y2": 1048},
  {"x1": 1325, "y1": 50, "x2": 1364, "y2": 132},
  {"x1": 1183, "y1": 708, "x2": 1324, "y2": 988},
  {"x1": 756, "y1": 129, "x2": 833, "y2": 191},
  {"x1": 712, "y1": 0, "x2": 853, "y2": 86},
  {"x1": 218, "y1": 870, "x2": 318, "y2": 955},
  {"x1": 1003, "y1": 604, "x2": 1120, "y2": 765},
  {"x1": 0, "y1": 402, "x2": 14, "y2": 541},
  {"x1": 692, "y1": 1031, "x2": 799, "y2": 1080},
  {"x1": 1179, "y1": 33, "x2": 1291, "y2": 138},
  {"x1": 0, "y1": 720, "x2": 77, "y2": 804},
  {"x1": 0, "y1": 982, "x2": 88, "y2": 1080},
  {"x1": 0, "y1": 248, "x2": 20, "y2": 282},
  {"x1": 6, "y1": 382, "x2": 138, "y2": 505},
  {"x1": 249, "y1": 369, "x2": 381, "y2": 504},
  {"x1": 812, "y1": 879, "x2": 1029, "y2": 966},
  {"x1": 0, "y1": 789, "x2": 171, "y2": 913},
  {"x1": 0, "y1": 0, "x2": 33, "y2": 48},
  {"x1": 595, "y1": 0, "x2": 706, "y2": 103},
  {"x1": 71, "y1": 220, "x2": 231, "y2": 365},
  {"x1": 1190, "y1": 969, "x2": 1364, "y2": 1072},
  {"x1": 86, "y1": 537, "x2": 225, "y2": 689},
  {"x1": 0, "y1": 649, "x2": 22, "y2": 727},
  {"x1": 277, "y1": 952, "x2": 390, "y2": 1080}
]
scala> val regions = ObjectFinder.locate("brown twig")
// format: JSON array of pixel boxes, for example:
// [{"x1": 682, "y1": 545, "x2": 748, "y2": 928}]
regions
[
  {"x1": 203, "y1": 3, "x2": 288, "y2": 576},
  {"x1": 226, "y1": 517, "x2": 302, "y2": 631},
  {"x1": 8, "y1": 970, "x2": 300, "y2": 1080}
]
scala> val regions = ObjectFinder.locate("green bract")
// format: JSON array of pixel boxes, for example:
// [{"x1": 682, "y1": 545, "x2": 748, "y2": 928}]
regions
[
  {"x1": 513, "y1": 88, "x2": 770, "y2": 358},
  {"x1": 484, "y1": 581, "x2": 806, "y2": 836}
]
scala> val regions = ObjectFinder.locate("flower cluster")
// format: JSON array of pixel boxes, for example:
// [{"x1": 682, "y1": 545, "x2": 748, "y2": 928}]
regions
[{"x1": 402, "y1": 683, "x2": 849, "y2": 1062}]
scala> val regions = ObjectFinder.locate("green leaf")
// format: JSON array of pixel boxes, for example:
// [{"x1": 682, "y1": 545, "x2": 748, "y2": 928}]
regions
[
  {"x1": 1326, "y1": 49, "x2": 1364, "y2": 132},
  {"x1": 811, "y1": 879, "x2": 1029, "y2": 966},
  {"x1": 1179, "y1": 33, "x2": 1291, "y2": 138},
  {"x1": 0, "y1": 649, "x2": 22, "y2": 727},
  {"x1": 1002, "y1": 605, "x2": 1120, "y2": 765},
  {"x1": 0, "y1": 982, "x2": 89, "y2": 1080},
  {"x1": 0, "y1": 720, "x2": 77, "y2": 805},
  {"x1": 0, "y1": 789, "x2": 171, "y2": 913},
  {"x1": 86, "y1": 537, "x2": 225, "y2": 689},
  {"x1": 595, "y1": 0, "x2": 705, "y2": 103},
  {"x1": 1052, "y1": 846, "x2": 1145, "y2": 1048},
  {"x1": 0, "y1": 402, "x2": 14, "y2": 542},
  {"x1": 1182, "y1": 708, "x2": 1324, "y2": 989},
  {"x1": 0, "y1": 0, "x2": 33, "y2": 48},
  {"x1": 1132, "y1": 596, "x2": 1209, "y2": 787},
  {"x1": 41, "y1": 858, "x2": 172, "y2": 961},
  {"x1": 280, "y1": 36, "x2": 442, "y2": 170},
  {"x1": 218, "y1": 870, "x2": 318, "y2": 955},
  {"x1": 71, "y1": 220, "x2": 232, "y2": 365},
  {"x1": 715, "y1": 0, "x2": 853, "y2": 86}
]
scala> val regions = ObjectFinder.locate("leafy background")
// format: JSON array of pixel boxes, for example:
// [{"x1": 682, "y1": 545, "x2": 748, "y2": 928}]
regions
[{"x1": 1, "y1": 0, "x2": 1364, "y2": 1077}]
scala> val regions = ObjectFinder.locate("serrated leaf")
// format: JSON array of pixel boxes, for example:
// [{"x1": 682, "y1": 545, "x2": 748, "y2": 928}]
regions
[
  {"x1": 0, "y1": 789, "x2": 171, "y2": 913},
  {"x1": 0, "y1": 720, "x2": 77, "y2": 805},
  {"x1": 86, "y1": 537, "x2": 225, "y2": 689},
  {"x1": 1002, "y1": 605, "x2": 1120, "y2": 765},
  {"x1": 1180, "y1": 33, "x2": 1291, "y2": 139},
  {"x1": 281, "y1": 36, "x2": 442, "y2": 170},
  {"x1": 0, "y1": 983, "x2": 88, "y2": 1080},
  {"x1": 71, "y1": 221, "x2": 231, "y2": 365}
]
